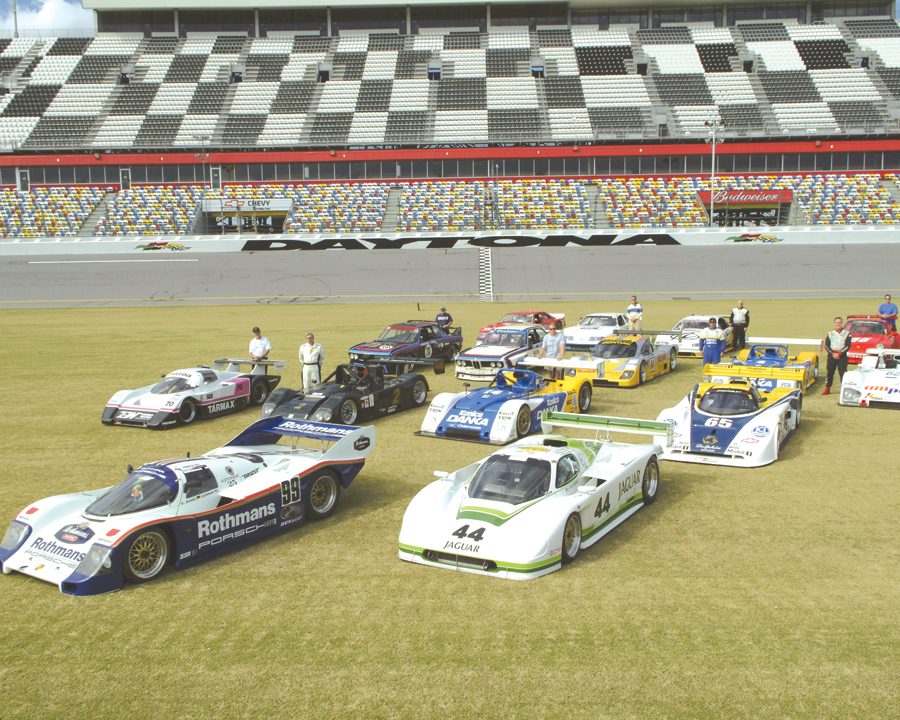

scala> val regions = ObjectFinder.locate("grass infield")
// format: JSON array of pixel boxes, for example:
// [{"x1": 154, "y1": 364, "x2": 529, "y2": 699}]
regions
[{"x1": 0, "y1": 300, "x2": 895, "y2": 720}]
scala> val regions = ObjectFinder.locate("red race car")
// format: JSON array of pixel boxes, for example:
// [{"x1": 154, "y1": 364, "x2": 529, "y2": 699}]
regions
[
  {"x1": 844, "y1": 315, "x2": 900, "y2": 364},
  {"x1": 477, "y1": 310, "x2": 565, "y2": 342}
]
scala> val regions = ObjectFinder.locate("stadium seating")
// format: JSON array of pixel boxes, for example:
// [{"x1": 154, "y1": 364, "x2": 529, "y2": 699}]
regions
[{"x1": 0, "y1": 186, "x2": 105, "y2": 237}]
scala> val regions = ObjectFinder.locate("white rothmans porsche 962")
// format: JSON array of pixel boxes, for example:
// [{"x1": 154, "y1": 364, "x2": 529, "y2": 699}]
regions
[{"x1": 398, "y1": 412, "x2": 670, "y2": 580}]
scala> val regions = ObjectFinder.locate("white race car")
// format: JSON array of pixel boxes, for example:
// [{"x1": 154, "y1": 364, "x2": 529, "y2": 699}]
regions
[
  {"x1": 399, "y1": 412, "x2": 669, "y2": 580},
  {"x1": 455, "y1": 324, "x2": 546, "y2": 381},
  {"x1": 563, "y1": 313, "x2": 628, "y2": 352},
  {"x1": 0, "y1": 418, "x2": 375, "y2": 595},
  {"x1": 659, "y1": 315, "x2": 733, "y2": 357},
  {"x1": 839, "y1": 348, "x2": 900, "y2": 408},
  {"x1": 102, "y1": 358, "x2": 285, "y2": 428}
]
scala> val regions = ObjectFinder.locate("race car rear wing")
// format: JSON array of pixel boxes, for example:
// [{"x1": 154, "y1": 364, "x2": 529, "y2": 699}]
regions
[
  {"x1": 613, "y1": 329, "x2": 683, "y2": 338},
  {"x1": 745, "y1": 337, "x2": 821, "y2": 346},
  {"x1": 213, "y1": 358, "x2": 286, "y2": 375},
  {"x1": 541, "y1": 411, "x2": 673, "y2": 446},
  {"x1": 703, "y1": 363, "x2": 808, "y2": 391},
  {"x1": 518, "y1": 355, "x2": 595, "y2": 371},
  {"x1": 223, "y1": 417, "x2": 375, "y2": 459}
]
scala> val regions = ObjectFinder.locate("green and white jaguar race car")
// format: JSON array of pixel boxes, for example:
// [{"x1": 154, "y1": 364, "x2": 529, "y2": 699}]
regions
[{"x1": 398, "y1": 412, "x2": 670, "y2": 580}]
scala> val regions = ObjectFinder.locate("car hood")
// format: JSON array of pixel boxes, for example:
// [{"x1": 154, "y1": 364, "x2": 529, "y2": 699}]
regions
[
  {"x1": 459, "y1": 345, "x2": 522, "y2": 358},
  {"x1": 454, "y1": 388, "x2": 527, "y2": 412},
  {"x1": 351, "y1": 340, "x2": 408, "y2": 354}
]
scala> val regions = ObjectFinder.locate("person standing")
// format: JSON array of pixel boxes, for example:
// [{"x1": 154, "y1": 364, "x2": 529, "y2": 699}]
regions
[
  {"x1": 626, "y1": 295, "x2": 643, "y2": 332},
  {"x1": 822, "y1": 316, "x2": 850, "y2": 396},
  {"x1": 700, "y1": 317, "x2": 725, "y2": 365},
  {"x1": 299, "y1": 332, "x2": 324, "y2": 391},
  {"x1": 730, "y1": 300, "x2": 750, "y2": 351},
  {"x1": 435, "y1": 306, "x2": 453, "y2": 333},
  {"x1": 877, "y1": 293, "x2": 897, "y2": 331},
  {"x1": 539, "y1": 324, "x2": 566, "y2": 380},
  {"x1": 249, "y1": 326, "x2": 271, "y2": 362}
]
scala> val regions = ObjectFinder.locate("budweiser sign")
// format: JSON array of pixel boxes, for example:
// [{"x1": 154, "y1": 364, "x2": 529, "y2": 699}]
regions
[{"x1": 696, "y1": 190, "x2": 793, "y2": 205}]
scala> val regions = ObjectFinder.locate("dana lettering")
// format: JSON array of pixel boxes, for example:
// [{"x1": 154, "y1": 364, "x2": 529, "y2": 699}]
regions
[
  {"x1": 197, "y1": 503, "x2": 277, "y2": 538},
  {"x1": 446, "y1": 411, "x2": 489, "y2": 427}
]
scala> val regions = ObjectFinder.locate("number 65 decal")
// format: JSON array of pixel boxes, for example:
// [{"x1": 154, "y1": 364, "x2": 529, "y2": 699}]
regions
[
  {"x1": 280, "y1": 476, "x2": 302, "y2": 505},
  {"x1": 704, "y1": 418, "x2": 732, "y2": 428}
]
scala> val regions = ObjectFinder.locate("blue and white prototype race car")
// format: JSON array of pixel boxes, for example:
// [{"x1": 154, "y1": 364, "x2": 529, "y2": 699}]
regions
[
  {"x1": 419, "y1": 368, "x2": 593, "y2": 444},
  {"x1": 102, "y1": 358, "x2": 285, "y2": 428},
  {"x1": 655, "y1": 378, "x2": 802, "y2": 467},
  {"x1": 0, "y1": 418, "x2": 374, "y2": 595},
  {"x1": 400, "y1": 412, "x2": 669, "y2": 580}
]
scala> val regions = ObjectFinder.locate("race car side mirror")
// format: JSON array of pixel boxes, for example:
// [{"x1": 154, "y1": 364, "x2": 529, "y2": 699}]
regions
[
  {"x1": 126, "y1": 464, "x2": 133, "y2": 474},
  {"x1": 433, "y1": 471, "x2": 449, "y2": 479}
]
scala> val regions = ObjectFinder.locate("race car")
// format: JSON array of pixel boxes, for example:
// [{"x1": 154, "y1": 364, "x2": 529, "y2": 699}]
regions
[
  {"x1": 659, "y1": 315, "x2": 733, "y2": 357},
  {"x1": 477, "y1": 310, "x2": 564, "y2": 341},
  {"x1": 399, "y1": 411, "x2": 669, "y2": 580},
  {"x1": 843, "y1": 315, "x2": 900, "y2": 364},
  {"x1": 102, "y1": 358, "x2": 285, "y2": 429},
  {"x1": 419, "y1": 368, "x2": 593, "y2": 444},
  {"x1": 704, "y1": 363, "x2": 812, "y2": 395},
  {"x1": 0, "y1": 417, "x2": 375, "y2": 595},
  {"x1": 563, "y1": 312, "x2": 628, "y2": 351},
  {"x1": 732, "y1": 343, "x2": 819, "y2": 389},
  {"x1": 262, "y1": 362, "x2": 431, "y2": 424},
  {"x1": 839, "y1": 348, "x2": 900, "y2": 408},
  {"x1": 349, "y1": 320, "x2": 463, "y2": 366},
  {"x1": 655, "y1": 377, "x2": 802, "y2": 467},
  {"x1": 456, "y1": 324, "x2": 546, "y2": 381},
  {"x1": 587, "y1": 333, "x2": 678, "y2": 387}
]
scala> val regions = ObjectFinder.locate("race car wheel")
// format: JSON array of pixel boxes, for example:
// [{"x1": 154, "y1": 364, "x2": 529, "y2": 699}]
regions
[
  {"x1": 638, "y1": 361, "x2": 647, "y2": 385},
  {"x1": 641, "y1": 457, "x2": 660, "y2": 505},
  {"x1": 669, "y1": 349, "x2": 678, "y2": 371},
  {"x1": 338, "y1": 398, "x2": 359, "y2": 425},
  {"x1": 515, "y1": 405, "x2": 532, "y2": 438},
  {"x1": 812, "y1": 358, "x2": 819, "y2": 380},
  {"x1": 792, "y1": 395, "x2": 802, "y2": 428},
  {"x1": 306, "y1": 471, "x2": 341, "y2": 520},
  {"x1": 179, "y1": 398, "x2": 198, "y2": 424},
  {"x1": 250, "y1": 378, "x2": 269, "y2": 405},
  {"x1": 123, "y1": 529, "x2": 169, "y2": 583},
  {"x1": 411, "y1": 379, "x2": 428, "y2": 407},
  {"x1": 555, "y1": 320, "x2": 563, "y2": 330},
  {"x1": 577, "y1": 383, "x2": 592, "y2": 413},
  {"x1": 561, "y1": 513, "x2": 582, "y2": 564},
  {"x1": 449, "y1": 343, "x2": 461, "y2": 360}
]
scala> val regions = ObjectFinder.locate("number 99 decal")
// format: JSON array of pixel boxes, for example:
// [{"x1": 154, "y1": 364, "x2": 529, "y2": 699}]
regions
[{"x1": 280, "y1": 476, "x2": 302, "y2": 505}]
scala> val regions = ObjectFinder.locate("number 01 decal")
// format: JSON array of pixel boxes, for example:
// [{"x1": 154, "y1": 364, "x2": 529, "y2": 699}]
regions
[{"x1": 280, "y1": 476, "x2": 302, "y2": 505}]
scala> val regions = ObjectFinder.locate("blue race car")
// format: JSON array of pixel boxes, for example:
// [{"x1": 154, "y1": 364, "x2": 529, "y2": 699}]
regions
[
  {"x1": 418, "y1": 368, "x2": 592, "y2": 444},
  {"x1": 732, "y1": 343, "x2": 819, "y2": 390}
]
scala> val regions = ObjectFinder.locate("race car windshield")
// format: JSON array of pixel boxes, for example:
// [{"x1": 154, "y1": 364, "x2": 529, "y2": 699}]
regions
[
  {"x1": 592, "y1": 342, "x2": 637, "y2": 359},
  {"x1": 581, "y1": 316, "x2": 616, "y2": 328},
  {"x1": 751, "y1": 346, "x2": 787, "y2": 359},
  {"x1": 698, "y1": 389, "x2": 759, "y2": 415},
  {"x1": 85, "y1": 470, "x2": 179, "y2": 517},
  {"x1": 680, "y1": 319, "x2": 710, "y2": 330},
  {"x1": 377, "y1": 327, "x2": 418, "y2": 344},
  {"x1": 846, "y1": 321, "x2": 886, "y2": 335},
  {"x1": 468, "y1": 455, "x2": 552, "y2": 505},
  {"x1": 483, "y1": 331, "x2": 525, "y2": 347},
  {"x1": 500, "y1": 313, "x2": 532, "y2": 324},
  {"x1": 151, "y1": 376, "x2": 195, "y2": 394}
]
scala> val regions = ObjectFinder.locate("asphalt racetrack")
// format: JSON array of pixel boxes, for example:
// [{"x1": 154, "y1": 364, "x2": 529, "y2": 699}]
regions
[{"x1": 1, "y1": 243, "x2": 898, "y2": 308}]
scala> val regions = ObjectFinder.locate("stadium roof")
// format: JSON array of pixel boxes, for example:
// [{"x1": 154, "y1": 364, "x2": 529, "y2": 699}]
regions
[{"x1": 82, "y1": 0, "x2": 799, "y2": 10}]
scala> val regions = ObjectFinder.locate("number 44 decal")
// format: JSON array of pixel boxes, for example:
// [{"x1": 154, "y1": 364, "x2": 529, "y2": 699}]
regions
[
  {"x1": 594, "y1": 492, "x2": 610, "y2": 518},
  {"x1": 452, "y1": 524, "x2": 485, "y2": 542}
]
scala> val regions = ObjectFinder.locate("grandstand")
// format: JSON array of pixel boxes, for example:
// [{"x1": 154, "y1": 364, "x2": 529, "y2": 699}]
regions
[{"x1": 0, "y1": 0, "x2": 899, "y2": 237}]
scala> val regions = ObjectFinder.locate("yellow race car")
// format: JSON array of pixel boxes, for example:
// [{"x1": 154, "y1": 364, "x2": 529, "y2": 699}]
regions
[
  {"x1": 560, "y1": 335, "x2": 679, "y2": 388},
  {"x1": 703, "y1": 362, "x2": 815, "y2": 395}
]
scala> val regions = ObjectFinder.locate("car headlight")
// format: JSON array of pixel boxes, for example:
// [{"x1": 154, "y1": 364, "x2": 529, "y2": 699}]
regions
[
  {"x1": 314, "y1": 408, "x2": 332, "y2": 421},
  {"x1": 74, "y1": 544, "x2": 113, "y2": 578},
  {"x1": 260, "y1": 403, "x2": 274, "y2": 418},
  {"x1": 0, "y1": 521, "x2": 30, "y2": 552},
  {"x1": 620, "y1": 370, "x2": 634, "y2": 380},
  {"x1": 877, "y1": 343, "x2": 885, "y2": 350},
  {"x1": 841, "y1": 388, "x2": 861, "y2": 402},
  {"x1": 349, "y1": 353, "x2": 358, "y2": 360}
]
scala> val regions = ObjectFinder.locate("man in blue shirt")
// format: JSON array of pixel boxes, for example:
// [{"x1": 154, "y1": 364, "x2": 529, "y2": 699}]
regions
[
  {"x1": 435, "y1": 306, "x2": 453, "y2": 333},
  {"x1": 877, "y1": 293, "x2": 897, "y2": 331}
]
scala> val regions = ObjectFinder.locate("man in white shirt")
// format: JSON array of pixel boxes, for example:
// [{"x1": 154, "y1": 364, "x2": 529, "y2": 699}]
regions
[
  {"x1": 700, "y1": 317, "x2": 725, "y2": 365},
  {"x1": 538, "y1": 325, "x2": 566, "y2": 380},
  {"x1": 299, "y1": 332, "x2": 325, "y2": 391},
  {"x1": 249, "y1": 327, "x2": 271, "y2": 362},
  {"x1": 626, "y1": 295, "x2": 643, "y2": 332},
  {"x1": 729, "y1": 300, "x2": 750, "y2": 351}
]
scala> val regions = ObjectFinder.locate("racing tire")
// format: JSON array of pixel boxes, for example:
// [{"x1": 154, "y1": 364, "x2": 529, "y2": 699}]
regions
[
  {"x1": 123, "y1": 528, "x2": 169, "y2": 583},
  {"x1": 812, "y1": 358, "x2": 819, "y2": 381},
  {"x1": 638, "y1": 361, "x2": 647, "y2": 386},
  {"x1": 306, "y1": 471, "x2": 341, "y2": 520},
  {"x1": 555, "y1": 320, "x2": 563, "y2": 330},
  {"x1": 792, "y1": 395, "x2": 802, "y2": 428},
  {"x1": 577, "y1": 383, "x2": 592, "y2": 413},
  {"x1": 448, "y1": 343, "x2": 461, "y2": 360},
  {"x1": 338, "y1": 398, "x2": 359, "y2": 425},
  {"x1": 250, "y1": 378, "x2": 269, "y2": 406},
  {"x1": 669, "y1": 349, "x2": 678, "y2": 371},
  {"x1": 641, "y1": 457, "x2": 660, "y2": 505},
  {"x1": 561, "y1": 513, "x2": 582, "y2": 564},
  {"x1": 514, "y1": 405, "x2": 532, "y2": 438},
  {"x1": 411, "y1": 379, "x2": 428, "y2": 407},
  {"x1": 179, "y1": 398, "x2": 198, "y2": 424}
]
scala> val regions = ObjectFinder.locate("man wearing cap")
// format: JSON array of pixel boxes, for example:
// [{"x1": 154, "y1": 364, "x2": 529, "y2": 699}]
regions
[
  {"x1": 299, "y1": 332, "x2": 324, "y2": 392},
  {"x1": 249, "y1": 327, "x2": 271, "y2": 362},
  {"x1": 435, "y1": 306, "x2": 453, "y2": 333}
]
